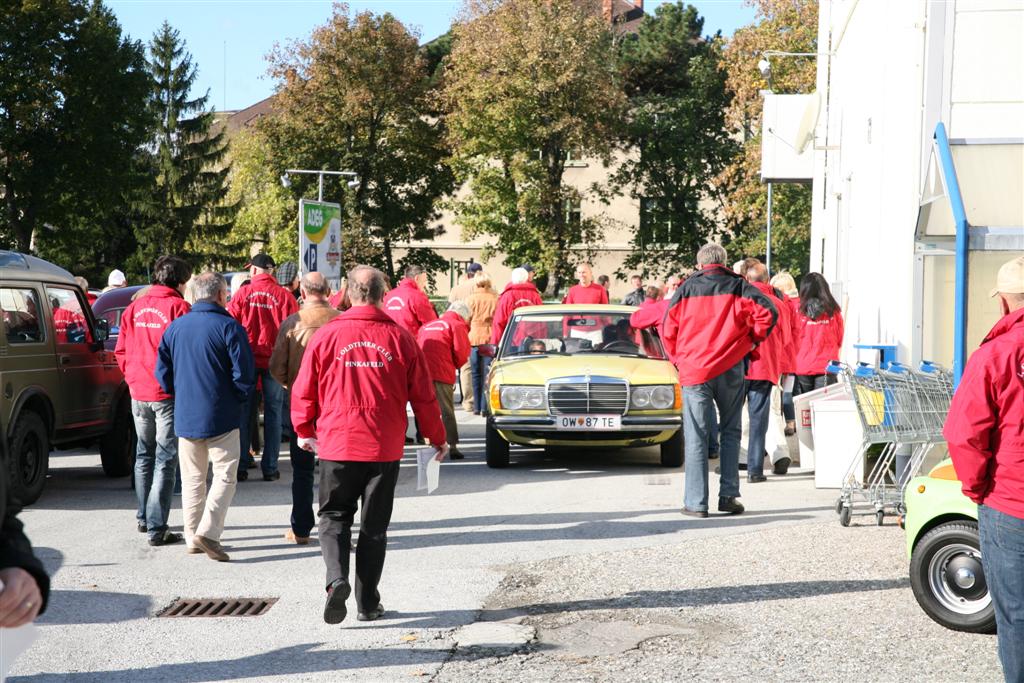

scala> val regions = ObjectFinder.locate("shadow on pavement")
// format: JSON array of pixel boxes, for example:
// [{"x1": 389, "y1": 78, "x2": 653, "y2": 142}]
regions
[
  {"x1": 38, "y1": 589, "x2": 153, "y2": 625},
  {"x1": 12, "y1": 643, "x2": 449, "y2": 682},
  {"x1": 361, "y1": 578, "x2": 911, "y2": 630}
]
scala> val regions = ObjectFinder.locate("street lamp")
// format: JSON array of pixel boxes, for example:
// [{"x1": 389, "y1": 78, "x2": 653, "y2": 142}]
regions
[{"x1": 280, "y1": 169, "x2": 359, "y2": 202}]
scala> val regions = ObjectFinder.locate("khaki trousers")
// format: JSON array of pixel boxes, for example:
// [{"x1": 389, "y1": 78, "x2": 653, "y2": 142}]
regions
[
  {"x1": 434, "y1": 381, "x2": 458, "y2": 448},
  {"x1": 179, "y1": 429, "x2": 240, "y2": 543},
  {"x1": 459, "y1": 362, "x2": 473, "y2": 411}
]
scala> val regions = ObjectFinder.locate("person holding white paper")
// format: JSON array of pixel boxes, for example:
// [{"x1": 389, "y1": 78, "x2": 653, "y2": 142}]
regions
[{"x1": 292, "y1": 265, "x2": 448, "y2": 626}]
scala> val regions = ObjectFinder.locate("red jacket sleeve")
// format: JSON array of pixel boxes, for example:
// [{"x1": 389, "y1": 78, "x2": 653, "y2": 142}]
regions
[
  {"x1": 742, "y1": 284, "x2": 778, "y2": 345},
  {"x1": 944, "y1": 355, "x2": 997, "y2": 503},
  {"x1": 406, "y1": 338, "x2": 447, "y2": 445},
  {"x1": 227, "y1": 287, "x2": 244, "y2": 320},
  {"x1": 452, "y1": 324, "x2": 471, "y2": 370},
  {"x1": 290, "y1": 334, "x2": 322, "y2": 439},
  {"x1": 415, "y1": 294, "x2": 437, "y2": 330},
  {"x1": 491, "y1": 297, "x2": 510, "y2": 345},
  {"x1": 283, "y1": 293, "x2": 299, "y2": 319},
  {"x1": 662, "y1": 302, "x2": 680, "y2": 363},
  {"x1": 114, "y1": 301, "x2": 133, "y2": 374}
]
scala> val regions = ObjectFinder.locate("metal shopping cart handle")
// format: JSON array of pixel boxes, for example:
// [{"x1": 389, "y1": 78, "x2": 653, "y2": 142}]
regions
[
  {"x1": 883, "y1": 361, "x2": 908, "y2": 373},
  {"x1": 918, "y1": 360, "x2": 944, "y2": 374},
  {"x1": 853, "y1": 362, "x2": 876, "y2": 378},
  {"x1": 825, "y1": 360, "x2": 844, "y2": 374}
]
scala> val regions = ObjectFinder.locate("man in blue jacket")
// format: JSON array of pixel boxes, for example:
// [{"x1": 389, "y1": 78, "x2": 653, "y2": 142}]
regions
[{"x1": 156, "y1": 272, "x2": 255, "y2": 562}]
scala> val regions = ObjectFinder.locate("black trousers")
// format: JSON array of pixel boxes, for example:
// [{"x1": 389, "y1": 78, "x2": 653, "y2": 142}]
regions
[
  {"x1": 318, "y1": 459, "x2": 400, "y2": 612},
  {"x1": 793, "y1": 373, "x2": 837, "y2": 396}
]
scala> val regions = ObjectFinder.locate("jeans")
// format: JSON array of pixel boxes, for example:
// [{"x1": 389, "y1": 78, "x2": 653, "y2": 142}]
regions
[
  {"x1": 708, "y1": 411, "x2": 720, "y2": 456},
  {"x1": 470, "y1": 347, "x2": 492, "y2": 413},
  {"x1": 781, "y1": 390, "x2": 795, "y2": 422},
  {"x1": 682, "y1": 360, "x2": 745, "y2": 512},
  {"x1": 978, "y1": 504, "x2": 1024, "y2": 682},
  {"x1": 319, "y1": 459, "x2": 400, "y2": 613},
  {"x1": 281, "y1": 396, "x2": 315, "y2": 538},
  {"x1": 132, "y1": 399, "x2": 177, "y2": 540},
  {"x1": 794, "y1": 373, "x2": 837, "y2": 396},
  {"x1": 238, "y1": 368, "x2": 284, "y2": 476},
  {"x1": 745, "y1": 380, "x2": 774, "y2": 476}
]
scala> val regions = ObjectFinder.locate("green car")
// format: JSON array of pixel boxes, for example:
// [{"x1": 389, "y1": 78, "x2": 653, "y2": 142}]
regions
[{"x1": 904, "y1": 459, "x2": 995, "y2": 633}]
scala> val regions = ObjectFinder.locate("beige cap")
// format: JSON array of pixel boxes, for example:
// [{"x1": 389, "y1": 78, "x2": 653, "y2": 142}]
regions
[{"x1": 990, "y1": 255, "x2": 1024, "y2": 297}]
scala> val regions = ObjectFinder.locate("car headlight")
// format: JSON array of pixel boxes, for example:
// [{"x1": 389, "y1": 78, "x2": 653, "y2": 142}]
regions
[
  {"x1": 499, "y1": 385, "x2": 547, "y2": 410},
  {"x1": 631, "y1": 385, "x2": 676, "y2": 410}
]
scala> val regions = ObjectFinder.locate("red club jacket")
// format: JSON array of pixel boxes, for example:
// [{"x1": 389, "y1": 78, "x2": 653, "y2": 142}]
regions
[
  {"x1": 629, "y1": 297, "x2": 670, "y2": 351},
  {"x1": 227, "y1": 273, "x2": 298, "y2": 369},
  {"x1": 945, "y1": 307, "x2": 1024, "y2": 519},
  {"x1": 291, "y1": 305, "x2": 446, "y2": 462},
  {"x1": 793, "y1": 307, "x2": 845, "y2": 376},
  {"x1": 418, "y1": 311, "x2": 471, "y2": 385},
  {"x1": 662, "y1": 265, "x2": 777, "y2": 386},
  {"x1": 562, "y1": 283, "x2": 608, "y2": 305},
  {"x1": 383, "y1": 278, "x2": 437, "y2": 338},
  {"x1": 491, "y1": 282, "x2": 544, "y2": 344},
  {"x1": 115, "y1": 285, "x2": 191, "y2": 402},
  {"x1": 745, "y1": 282, "x2": 795, "y2": 384}
]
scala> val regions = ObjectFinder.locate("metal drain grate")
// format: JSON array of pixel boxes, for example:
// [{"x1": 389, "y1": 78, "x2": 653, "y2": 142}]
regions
[{"x1": 158, "y1": 597, "x2": 278, "y2": 618}]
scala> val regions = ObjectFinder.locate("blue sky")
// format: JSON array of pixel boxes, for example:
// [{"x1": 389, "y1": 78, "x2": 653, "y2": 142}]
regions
[{"x1": 108, "y1": 1, "x2": 757, "y2": 112}]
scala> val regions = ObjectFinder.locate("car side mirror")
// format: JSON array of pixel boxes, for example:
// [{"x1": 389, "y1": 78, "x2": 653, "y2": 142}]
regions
[
  {"x1": 94, "y1": 318, "x2": 110, "y2": 342},
  {"x1": 478, "y1": 344, "x2": 497, "y2": 358}
]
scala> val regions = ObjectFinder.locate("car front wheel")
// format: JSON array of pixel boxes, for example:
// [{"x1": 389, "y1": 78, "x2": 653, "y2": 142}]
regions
[
  {"x1": 100, "y1": 397, "x2": 136, "y2": 477},
  {"x1": 485, "y1": 420, "x2": 510, "y2": 468},
  {"x1": 910, "y1": 520, "x2": 995, "y2": 633},
  {"x1": 659, "y1": 429, "x2": 683, "y2": 468},
  {"x1": 8, "y1": 411, "x2": 50, "y2": 506}
]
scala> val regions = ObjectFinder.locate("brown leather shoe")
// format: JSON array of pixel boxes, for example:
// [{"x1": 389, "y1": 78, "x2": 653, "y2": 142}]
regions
[
  {"x1": 193, "y1": 535, "x2": 230, "y2": 562},
  {"x1": 285, "y1": 530, "x2": 310, "y2": 545}
]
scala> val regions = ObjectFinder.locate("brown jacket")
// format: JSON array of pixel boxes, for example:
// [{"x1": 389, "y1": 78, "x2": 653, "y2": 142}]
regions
[
  {"x1": 466, "y1": 288, "x2": 498, "y2": 346},
  {"x1": 269, "y1": 300, "x2": 341, "y2": 389}
]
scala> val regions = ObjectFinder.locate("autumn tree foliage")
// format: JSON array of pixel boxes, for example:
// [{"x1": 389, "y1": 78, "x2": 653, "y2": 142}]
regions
[
  {"x1": 443, "y1": 0, "x2": 627, "y2": 297},
  {"x1": 718, "y1": 0, "x2": 818, "y2": 276},
  {"x1": 262, "y1": 4, "x2": 453, "y2": 282}
]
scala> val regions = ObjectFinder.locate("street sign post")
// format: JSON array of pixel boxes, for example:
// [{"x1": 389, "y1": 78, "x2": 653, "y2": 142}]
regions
[{"x1": 298, "y1": 198, "x2": 343, "y2": 290}]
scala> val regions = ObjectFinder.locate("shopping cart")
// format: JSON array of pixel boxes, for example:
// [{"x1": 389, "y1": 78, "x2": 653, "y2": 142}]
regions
[{"x1": 825, "y1": 360, "x2": 953, "y2": 526}]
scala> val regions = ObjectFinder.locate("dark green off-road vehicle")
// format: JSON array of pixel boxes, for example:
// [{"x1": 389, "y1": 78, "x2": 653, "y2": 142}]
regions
[{"x1": 0, "y1": 251, "x2": 134, "y2": 504}]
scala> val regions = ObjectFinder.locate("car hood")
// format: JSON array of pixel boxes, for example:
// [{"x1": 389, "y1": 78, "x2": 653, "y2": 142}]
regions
[{"x1": 492, "y1": 354, "x2": 678, "y2": 386}]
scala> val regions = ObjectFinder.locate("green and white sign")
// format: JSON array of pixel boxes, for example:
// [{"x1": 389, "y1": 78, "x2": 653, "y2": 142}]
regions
[{"x1": 299, "y1": 199, "x2": 342, "y2": 287}]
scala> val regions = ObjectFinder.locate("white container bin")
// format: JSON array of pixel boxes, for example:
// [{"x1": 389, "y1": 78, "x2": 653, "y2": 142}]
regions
[
  {"x1": 792, "y1": 383, "x2": 849, "y2": 469},
  {"x1": 811, "y1": 398, "x2": 865, "y2": 489}
]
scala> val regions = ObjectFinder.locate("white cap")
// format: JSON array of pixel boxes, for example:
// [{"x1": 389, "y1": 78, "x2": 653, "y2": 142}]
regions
[
  {"x1": 990, "y1": 256, "x2": 1024, "y2": 298},
  {"x1": 107, "y1": 269, "x2": 126, "y2": 287}
]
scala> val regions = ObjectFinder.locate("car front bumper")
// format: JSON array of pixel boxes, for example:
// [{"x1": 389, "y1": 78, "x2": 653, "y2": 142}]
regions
[{"x1": 491, "y1": 414, "x2": 681, "y2": 448}]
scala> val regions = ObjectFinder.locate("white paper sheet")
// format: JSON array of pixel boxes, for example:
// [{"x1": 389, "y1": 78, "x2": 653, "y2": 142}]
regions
[
  {"x1": 1, "y1": 623, "x2": 38, "y2": 681},
  {"x1": 416, "y1": 447, "x2": 440, "y2": 494}
]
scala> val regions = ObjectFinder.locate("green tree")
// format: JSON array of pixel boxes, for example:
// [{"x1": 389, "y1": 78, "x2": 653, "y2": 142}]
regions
[
  {"x1": 718, "y1": 0, "x2": 817, "y2": 277},
  {"x1": 262, "y1": 4, "x2": 454, "y2": 283},
  {"x1": 133, "y1": 21, "x2": 233, "y2": 270},
  {"x1": 224, "y1": 128, "x2": 297, "y2": 266},
  {"x1": 614, "y1": 2, "x2": 738, "y2": 278},
  {"x1": 443, "y1": 0, "x2": 627, "y2": 297},
  {"x1": 0, "y1": 0, "x2": 151, "y2": 277}
]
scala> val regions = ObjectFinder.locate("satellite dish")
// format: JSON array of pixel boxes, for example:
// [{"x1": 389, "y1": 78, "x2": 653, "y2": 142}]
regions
[{"x1": 793, "y1": 92, "x2": 821, "y2": 154}]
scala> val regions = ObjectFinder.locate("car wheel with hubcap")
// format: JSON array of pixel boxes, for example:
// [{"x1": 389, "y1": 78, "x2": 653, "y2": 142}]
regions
[
  {"x1": 100, "y1": 397, "x2": 136, "y2": 477},
  {"x1": 485, "y1": 420, "x2": 509, "y2": 468},
  {"x1": 8, "y1": 411, "x2": 49, "y2": 506},
  {"x1": 910, "y1": 520, "x2": 995, "y2": 633}
]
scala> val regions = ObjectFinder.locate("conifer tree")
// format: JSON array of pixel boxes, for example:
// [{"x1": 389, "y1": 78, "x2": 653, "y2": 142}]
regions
[{"x1": 134, "y1": 22, "x2": 233, "y2": 268}]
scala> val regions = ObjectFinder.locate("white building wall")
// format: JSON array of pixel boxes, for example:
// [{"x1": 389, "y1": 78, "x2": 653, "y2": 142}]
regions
[{"x1": 810, "y1": 0, "x2": 928, "y2": 365}]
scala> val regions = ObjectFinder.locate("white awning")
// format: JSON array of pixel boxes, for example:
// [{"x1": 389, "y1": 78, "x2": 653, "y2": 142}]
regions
[{"x1": 916, "y1": 139, "x2": 1024, "y2": 249}]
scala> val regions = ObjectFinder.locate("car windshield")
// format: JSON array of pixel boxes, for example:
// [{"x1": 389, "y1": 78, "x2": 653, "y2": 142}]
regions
[{"x1": 500, "y1": 311, "x2": 666, "y2": 360}]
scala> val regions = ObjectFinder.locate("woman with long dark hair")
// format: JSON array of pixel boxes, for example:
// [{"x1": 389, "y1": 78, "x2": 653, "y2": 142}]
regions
[{"x1": 793, "y1": 273, "x2": 844, "y2": 395}]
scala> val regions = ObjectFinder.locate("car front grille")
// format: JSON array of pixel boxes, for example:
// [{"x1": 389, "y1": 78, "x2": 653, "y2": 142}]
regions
[{"x1": 547, "y1": 378, "x2": 628, "y2": 416}]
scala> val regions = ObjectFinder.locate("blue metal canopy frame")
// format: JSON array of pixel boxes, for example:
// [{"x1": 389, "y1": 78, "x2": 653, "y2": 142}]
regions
[{"x1": 932, "y1": 123, "x2": 968, "y2": 388}]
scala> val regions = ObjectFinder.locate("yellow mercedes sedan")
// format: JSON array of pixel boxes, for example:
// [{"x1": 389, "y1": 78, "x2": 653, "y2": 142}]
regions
[{"x1": 482, "y1": 304, "x2": 682, "y2": 468}]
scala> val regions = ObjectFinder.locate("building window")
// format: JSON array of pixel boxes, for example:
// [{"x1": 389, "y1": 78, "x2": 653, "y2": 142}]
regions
[
  {"x1": 564, "y1": 199, "x2": 582, "y2": 227},
  {"x1": 640, "y1": 197, "x2": 678, "y2": 246}
]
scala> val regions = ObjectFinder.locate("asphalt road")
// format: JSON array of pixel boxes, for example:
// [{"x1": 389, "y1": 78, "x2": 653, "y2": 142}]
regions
[{"x1": 8, "y1": 413, "x2": 1002, "y2": 681}]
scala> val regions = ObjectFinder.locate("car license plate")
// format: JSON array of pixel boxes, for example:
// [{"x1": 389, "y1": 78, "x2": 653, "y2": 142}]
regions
[{"x1": 557, "y1": 415, "x2": 621, "y2": 431}]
